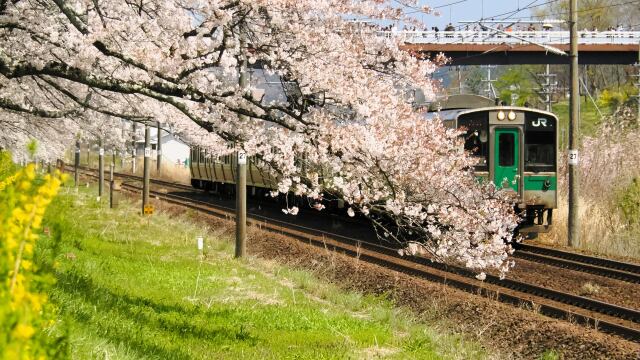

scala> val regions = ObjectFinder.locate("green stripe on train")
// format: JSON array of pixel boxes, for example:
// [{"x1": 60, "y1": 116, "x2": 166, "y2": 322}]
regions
[
  {"x1": 474, "y1": 175, "x2": 557, "y2": 191},
  {"x1": 524, "y1": 176, "x2": 557, "y2": 191}
]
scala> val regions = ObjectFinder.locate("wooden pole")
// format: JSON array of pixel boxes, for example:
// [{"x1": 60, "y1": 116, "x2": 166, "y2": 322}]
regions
[
  {"x1": 235, "y1": 149, "x2": 247, "y2": 258},
  {"x1": 634, "y1": 44, "x2": 639, "y2": 125},
  {"x1": 109, "y1": 162, "x2": 114, "y2": 209},
  {"x1": 568, "y1": 0, "x2": 580, "y2": 247},
  {"x1": 74, "y1": 139, "x2": 80, "y2": 187},
  {"x1": 86, "y1": 142, "x2": 91, "y2": 167},
  {"x1": 156, "y1": 121, "x2": 162, "y2": 175},
  {"x1": 98, "y1": 137, "x2": 104, "y2": 199},
  {"x1": 132, "y1": 122, "x2": 137, "y2": 174},
  {"x1": 111, "y1": 148, "x2": 116, "y2": 208},
  {"x1": 235, "y1": 31, "x2": 248, "y2": 258},
  {"x1": 142, "y1": 124, "x2": 151, "y2": 215}
]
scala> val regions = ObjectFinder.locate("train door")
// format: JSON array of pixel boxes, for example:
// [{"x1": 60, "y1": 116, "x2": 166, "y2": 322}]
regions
[{"x1": 494, "y1": 128, "x2": 521, "y2": 192}]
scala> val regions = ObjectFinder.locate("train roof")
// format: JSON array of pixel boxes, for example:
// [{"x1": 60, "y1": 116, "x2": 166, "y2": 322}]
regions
[
  {"x1": 424, "y1": 109, "x2": 467, "y2": 121},
  {"x1": 424, "y1": 105, "x2": 559, "y2": 122},
  {"x1": 428, "y1": 95, "x2": 496, "y2": 111}
]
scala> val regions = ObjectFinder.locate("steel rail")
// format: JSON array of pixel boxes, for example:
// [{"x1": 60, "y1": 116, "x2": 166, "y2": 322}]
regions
[
  {"x1": 70, "y1": 166, "x2": 640, "y2": 342},
  {"x1": 514, "y1": 243, "x2": 640, "y2": 284},
  {"x1": 74, "y1": 165, "x2": 196, "y2": 192}
]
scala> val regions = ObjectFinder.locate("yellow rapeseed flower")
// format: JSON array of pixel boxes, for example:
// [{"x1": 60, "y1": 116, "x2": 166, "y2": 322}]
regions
[
  {"x1": 21, "y1": 260, "x2": 33, "y2": 271},
  {"x1": 19, "y1": 180, "x2": 31, "y2": 191},
  {"x1": 1, "y1": 161, "x2": 67, "y2": 358},
  {"x1": 13, "y1": 324, "x2": 35, "y2": 340}
]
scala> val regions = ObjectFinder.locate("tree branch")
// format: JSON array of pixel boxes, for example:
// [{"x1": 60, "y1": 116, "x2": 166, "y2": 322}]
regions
[{"x1": 0, "y1": 96, "x2": 78, "y2": 118}]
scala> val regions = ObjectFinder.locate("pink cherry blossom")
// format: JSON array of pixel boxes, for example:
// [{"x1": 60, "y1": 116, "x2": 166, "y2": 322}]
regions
[{"x1": 0, "y1": 1, "x2": 518, "y2": 275}]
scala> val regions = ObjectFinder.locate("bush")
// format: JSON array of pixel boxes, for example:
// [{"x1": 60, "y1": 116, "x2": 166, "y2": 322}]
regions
[
  {"x1": 597, "y1": 85, "x2": 637, "y2": 113},
  {"x1": 618, "y1": 178, "x2": 640, "y2": 227},
  {"x1": 0, "y1": 151, "x2": 68, "y2": 359}
]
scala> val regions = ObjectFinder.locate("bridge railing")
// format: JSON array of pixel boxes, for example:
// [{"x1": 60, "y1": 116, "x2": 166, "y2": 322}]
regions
[{"x1": 376, "y1": 30, "x2": 640, "y2": 45}]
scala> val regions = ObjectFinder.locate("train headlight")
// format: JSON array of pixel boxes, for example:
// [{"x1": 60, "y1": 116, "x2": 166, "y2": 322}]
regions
[
  {"x1": 497, "y1": 111, "x2": 506, "y2": 121},
  {"x1": 508, "y1": 111, "x2": 517, "y2": 121}
]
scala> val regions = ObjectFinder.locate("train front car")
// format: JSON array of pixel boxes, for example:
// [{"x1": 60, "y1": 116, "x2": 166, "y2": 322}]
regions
[{"x1": 431, "y1": 95, "x2": 558, "y2": 235}]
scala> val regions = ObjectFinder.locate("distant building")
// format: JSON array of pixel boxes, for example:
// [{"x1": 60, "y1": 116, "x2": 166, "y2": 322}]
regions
[{"x1": 134, "y1": 128, "x2": 190, "y2": 166}]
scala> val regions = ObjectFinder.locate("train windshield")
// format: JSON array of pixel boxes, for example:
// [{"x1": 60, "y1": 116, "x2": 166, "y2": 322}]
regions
[
  {"x1": 524, "y1": 113, "x2": 556, "y2": 172},
  {"x1": 457, "y1": 112, "x2": 489, "y2": 171}
]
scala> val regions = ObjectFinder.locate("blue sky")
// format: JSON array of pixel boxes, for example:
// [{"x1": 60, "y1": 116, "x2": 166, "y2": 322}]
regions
[{"x1": 415, "y1": 0, "x2": 536, "y2": 29}]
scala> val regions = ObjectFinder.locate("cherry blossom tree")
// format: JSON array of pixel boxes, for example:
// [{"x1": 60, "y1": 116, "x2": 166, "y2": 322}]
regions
[{"x1": 0, "y1": 0, "x2": 519, "y2": 275}]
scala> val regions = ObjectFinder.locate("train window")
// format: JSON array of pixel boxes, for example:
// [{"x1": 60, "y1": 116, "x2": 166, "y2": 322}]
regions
[
  {"x1": 457, "y1": 112, "x2": 489, "y2": 171},
  {"x1": 525, "y1": 114, "x2": 556, "y2": 172},
  {"x1": 498, "y1": 133, "x2": 515, "y2": 167}
]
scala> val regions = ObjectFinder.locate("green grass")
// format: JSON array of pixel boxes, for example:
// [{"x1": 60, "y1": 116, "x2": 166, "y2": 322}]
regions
[
  {"x1": 538, "y1": 349, "x2": 561, "y2": 360},
  {"x1": 40, "y1": 185, "x2": 488, "y2": 359}
]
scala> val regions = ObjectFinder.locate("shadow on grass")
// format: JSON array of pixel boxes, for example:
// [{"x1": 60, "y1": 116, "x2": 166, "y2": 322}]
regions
[{"x1": 53, "y1": 269, "x2": 259, "y2": 359}]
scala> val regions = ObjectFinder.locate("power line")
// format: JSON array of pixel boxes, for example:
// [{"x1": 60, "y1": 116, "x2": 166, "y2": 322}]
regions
[
  {"x1": 474, "y1": 0, "x2": 560, "y2": 23},
  {"x1": 524, "y1": 0, "x2": 640, "y2": 19},
  {"x1": 433, "y1": 0, "x2": 469, "y2": 9},
  {"x1": 453, "y1": 0, "x2": 561, "y2": 31}
]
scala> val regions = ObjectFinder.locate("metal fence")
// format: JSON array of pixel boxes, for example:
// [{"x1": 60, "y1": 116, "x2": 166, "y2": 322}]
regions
[{"x1": 375, "y1": 31, "x2": 640, "y2": 45}]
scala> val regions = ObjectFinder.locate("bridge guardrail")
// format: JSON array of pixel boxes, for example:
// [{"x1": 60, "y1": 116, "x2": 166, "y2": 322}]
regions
[{"x1": 375, "y1": 30, "x2": 640, "y2": 45}]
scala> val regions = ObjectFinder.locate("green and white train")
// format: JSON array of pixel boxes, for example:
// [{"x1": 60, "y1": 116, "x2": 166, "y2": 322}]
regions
[{"x1": 427, "y1": 95, "x2": 557, "y2": 233}]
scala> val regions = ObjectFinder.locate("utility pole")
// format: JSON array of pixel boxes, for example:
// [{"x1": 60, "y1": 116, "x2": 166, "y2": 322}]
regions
[
  {"x1": 98, "y1": 137, "x2": 104, "y2": 199},
  {"x1": 156, "y1": 121, "x2": 162, "y2": 175},
  {"x1": 568, "y1": 0, "x2": 580, "y2": 247},
  {"x1": 110, "y1": 148, "x2": 115, "y2": 209},
  {"x1": 235, "y1": 31, "x2": 248, "y2": 259},
  {"x1": 537, "y1": 64, "x2": 557, "y2": 112},
  {"x1": 481, "y1": 65, "x2": 497, "y2": 99},
  {"x1": 142, "y1": 124, "x2": 151, "y2": 215},
  {"x1": 74, "y1": 139, "x2": 80, "y2": 187},
  {"x1": 633, "y1": 46, "x2": 640, "y2": 125},
  {"x1": 132, "y1": 122, "x2": 137, "y2": 174},
  {"x1": 457, "y1": 66, "x2": 464, "y2": 94},
  {"x1": 86, "y1": 142, "x2": 91, "y2": 167}
]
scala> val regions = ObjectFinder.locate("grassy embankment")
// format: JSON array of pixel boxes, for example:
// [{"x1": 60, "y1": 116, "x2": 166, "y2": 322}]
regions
[{"x1": 42, "y1": 184, "x2": 488, "y2": 359}]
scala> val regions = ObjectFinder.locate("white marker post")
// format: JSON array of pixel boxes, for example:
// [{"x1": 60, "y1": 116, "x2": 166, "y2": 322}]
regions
[{"x1": 196, "y1": 236, "x2": 204, "y2": 257}]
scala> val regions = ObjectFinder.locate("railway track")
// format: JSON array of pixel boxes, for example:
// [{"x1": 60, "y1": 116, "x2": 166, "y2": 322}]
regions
[
  {"x1": 514, "y1": 243, "x2": 640, "y2": 284},
  {"x1": 69, "y1": 165, "x2": 640, "y2": 343}
]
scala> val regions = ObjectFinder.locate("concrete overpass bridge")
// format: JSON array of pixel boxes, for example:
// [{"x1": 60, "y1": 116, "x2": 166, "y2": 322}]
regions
[{"x1": 390, "y1": 30, "x2": 640, "y2": 65}]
